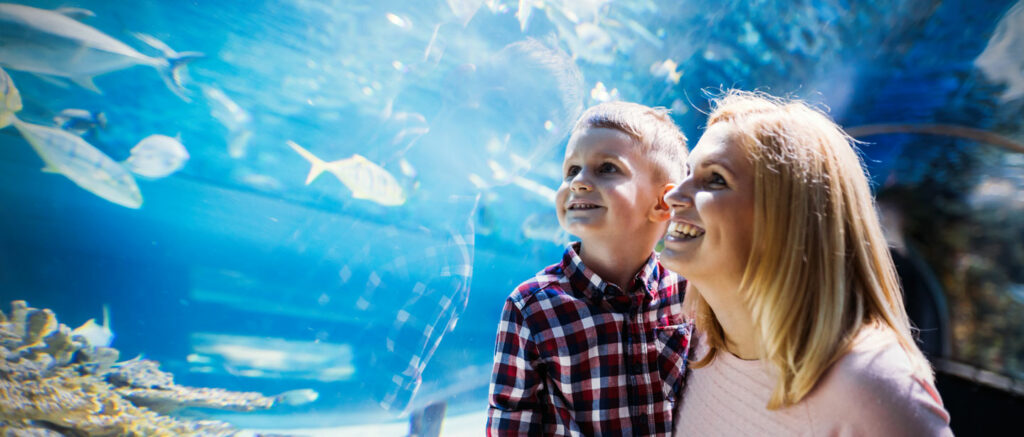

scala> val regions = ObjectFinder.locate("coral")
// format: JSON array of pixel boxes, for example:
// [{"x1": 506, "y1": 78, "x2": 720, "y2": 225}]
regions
[
  {"x1": 0, "y1": 300, "x2": 286, "y2": 437},
  {"x1": 116, "y1": 385, "x2": 275, "y2": 414},
  {"x1": 107, "y1": 360, "x2": 174, "y2": 389},
  {"x1": 23, "y1": 310, "x2": 56, "y2": 347}
]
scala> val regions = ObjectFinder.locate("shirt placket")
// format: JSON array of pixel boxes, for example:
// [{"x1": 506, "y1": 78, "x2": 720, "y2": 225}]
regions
[{"x1": 625, "y1": 294, "x2": 653, "y2": 435}]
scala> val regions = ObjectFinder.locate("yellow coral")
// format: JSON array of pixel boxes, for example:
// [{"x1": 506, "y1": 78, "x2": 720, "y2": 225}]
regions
[
  {"x1": 0, "y1": 300, "x2": 280, "y2": 436},
  {"x1": 24, "y1": 309, "x2": 56, "y2": 346}
]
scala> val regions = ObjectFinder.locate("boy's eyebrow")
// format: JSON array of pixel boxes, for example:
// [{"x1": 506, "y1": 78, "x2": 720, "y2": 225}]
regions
[{"x1": 591, "y1": 152, "x2": 629, "y2": 162}]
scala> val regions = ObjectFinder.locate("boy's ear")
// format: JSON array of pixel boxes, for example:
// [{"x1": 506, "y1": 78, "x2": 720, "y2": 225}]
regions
[{"x1": 650, "y1": 183, "x2": 676, "y2": 222}]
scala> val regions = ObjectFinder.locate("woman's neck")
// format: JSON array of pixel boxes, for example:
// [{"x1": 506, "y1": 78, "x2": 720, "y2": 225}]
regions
[
  {"x1": 578, "y1": 238, "x2": 653, "y2": 292},
  {"x1": 693, "y1": 276, "x2": 761, "y2": 360}
]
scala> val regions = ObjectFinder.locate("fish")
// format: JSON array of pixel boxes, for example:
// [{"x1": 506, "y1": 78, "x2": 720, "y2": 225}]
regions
[
  {"x1": 974, "y1": 0, "x2": 1024, "y2": 102},
  {"x1": 288, "y1": 140, "x2": 407, "y2": 206},
  {"x1": 201, "y1": 85, "x2": 251, "y2": 131},
  {"x1": 0, "y1": 66, "x2": 22, "y2": 129},
  {"x1": 53, "y1": 108, "x2": 107, "y2": 136},
  {"x1": 517, "y1": 0, "x2": 536, "y2": 31},
  {"x1": 0, "y1": 3, "x2": 202, "y2": 100},
  {"x1": 71, "y1": 304, "x2": 114, "y2": 348},
  {"x1": 124, "y1": 134, "x2": 189, "y2": 179},
  {"x1": 12, "y1": 118, "x2": 142, "y2": 208},
  {"x1": 274, "y1": 388, "x2": 319, "y2": 406},
  {"x1": 650, "y1": 59, "x2": 682, "y2": 84}
]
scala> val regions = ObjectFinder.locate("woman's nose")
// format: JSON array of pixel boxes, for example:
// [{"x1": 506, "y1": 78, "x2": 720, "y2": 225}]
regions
[{"x1": 663, "y1": 182, "x2": 693, "y2": 208}]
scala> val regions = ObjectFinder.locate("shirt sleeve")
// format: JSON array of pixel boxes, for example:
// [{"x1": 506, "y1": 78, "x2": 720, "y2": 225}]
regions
[{"x1": 487, "y1": 297, "x2": 545, "y2": 436}]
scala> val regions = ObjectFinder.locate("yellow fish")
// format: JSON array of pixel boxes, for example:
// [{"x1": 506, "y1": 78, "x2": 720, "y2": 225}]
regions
[
  {"x1": 287, "y1": 140, "x2": 406, "y2": 206},
  {"x1": 0, "y1": 66, "x2": 23, "y2": 129}
]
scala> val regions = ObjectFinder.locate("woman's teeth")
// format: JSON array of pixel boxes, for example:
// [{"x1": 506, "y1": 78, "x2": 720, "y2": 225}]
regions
[
  {"x1": 669, "y1": 222, "x2": 705, "y2": 238},
  {"x1": 568, "y1": 203, "x2": 599, "y2": 210}
]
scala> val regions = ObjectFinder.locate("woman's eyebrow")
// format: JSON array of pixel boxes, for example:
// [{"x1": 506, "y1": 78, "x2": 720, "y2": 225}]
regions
[{"x1": 699, "y1": 158, "x2": 733, "y2": 174}]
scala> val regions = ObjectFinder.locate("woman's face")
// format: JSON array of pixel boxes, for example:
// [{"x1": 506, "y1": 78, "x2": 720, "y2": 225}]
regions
[{"x1": 661, "y1": 123, "x2": 755, "y2": 285}]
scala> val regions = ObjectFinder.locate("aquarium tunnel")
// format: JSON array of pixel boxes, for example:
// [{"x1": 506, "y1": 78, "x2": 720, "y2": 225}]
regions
[{"x1": 0, "y1": 0, "x2": 1022, "y2": 435}]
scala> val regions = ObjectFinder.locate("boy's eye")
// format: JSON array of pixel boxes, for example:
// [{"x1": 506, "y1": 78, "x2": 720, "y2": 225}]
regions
[
  {"x1": 565, "y1": 165, "x2": 581, "y2": 178},
  {"x1": 598, "y1": 163, "x2": 619, "y2": 173}
]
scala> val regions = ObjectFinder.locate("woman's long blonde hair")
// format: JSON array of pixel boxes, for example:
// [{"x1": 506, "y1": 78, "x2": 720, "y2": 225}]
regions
[{"x1": 690, "y1": 90, "x2": 933, "y2": 409}]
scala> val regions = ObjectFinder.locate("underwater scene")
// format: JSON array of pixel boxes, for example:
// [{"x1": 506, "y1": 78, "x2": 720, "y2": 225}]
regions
[{"x1": 0, "y1": 0, "x2": 1022, "y2": 435}]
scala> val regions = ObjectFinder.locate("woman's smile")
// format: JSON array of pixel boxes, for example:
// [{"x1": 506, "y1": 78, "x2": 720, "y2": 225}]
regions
[{"x1": 666, "y1": 221, "x2": 705, "y2": 240}]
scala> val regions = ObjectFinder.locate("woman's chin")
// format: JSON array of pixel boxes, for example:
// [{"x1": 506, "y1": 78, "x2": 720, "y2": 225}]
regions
[{"x1": 658, "y1": 247, "x2": 691, "y2": 274}]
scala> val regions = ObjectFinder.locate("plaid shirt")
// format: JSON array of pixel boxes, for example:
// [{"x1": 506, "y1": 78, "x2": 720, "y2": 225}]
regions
[{"x1": 488, "y1": 242, "x2": 692, "y2": 436}]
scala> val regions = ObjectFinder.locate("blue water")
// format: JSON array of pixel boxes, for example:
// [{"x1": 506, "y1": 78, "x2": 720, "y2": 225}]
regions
[{"x1": 1, "y1": 0, "x2": 1022, "y2": 432}]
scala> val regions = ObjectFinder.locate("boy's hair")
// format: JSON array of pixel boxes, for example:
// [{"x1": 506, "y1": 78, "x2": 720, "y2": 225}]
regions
[
  {"x1": 571, "y1": 101, "x2": 688, "y2": 181},
  {"x1": 690, "y1": 90, "x2": 932, "y2": 410}
]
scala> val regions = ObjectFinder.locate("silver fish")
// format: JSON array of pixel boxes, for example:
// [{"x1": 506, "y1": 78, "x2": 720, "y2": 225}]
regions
[
  {"x1": 124, "y1": 134, "x2": 189, "y2": 179},
  {"x1": 12, "y1": 118, "x2": 142, "y2": 208},
  {"x1": 274, "y1": 388, "x2": 319, "y2": 406},
  {"x1": 54, "y1": 108, "x2": 107, "y2": 136},
  {"x1": 71, "y1": 304, "x2": 114, "y2": 348},
  {"x1": 0, "y1": 3, "x2": 202, "y2": 99},
  {"x1": 288, "y1": 140, "x2": 407, "y2": 206},
  {"x1": 0, "y1": 66, "x2": 22, "y2": 129}
]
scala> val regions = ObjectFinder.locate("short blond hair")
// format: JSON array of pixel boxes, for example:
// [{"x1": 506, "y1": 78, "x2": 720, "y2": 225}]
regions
[
  {"x1": 572, "y1": 101, "x2": 688, "y2": 181},
  {"x1": 691, "y1": 90, "x2": 933, "y2": 409}
]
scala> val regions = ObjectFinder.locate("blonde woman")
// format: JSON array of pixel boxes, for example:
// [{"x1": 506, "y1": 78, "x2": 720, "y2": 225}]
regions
[{"x1": 662, "y1": 90, "x2": 953, "y2": 435}]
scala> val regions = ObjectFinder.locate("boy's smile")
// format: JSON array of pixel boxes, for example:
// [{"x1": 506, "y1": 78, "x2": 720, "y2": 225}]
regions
[{"x1": 556, "y1": 127, "x2": 662, "y2": 243}]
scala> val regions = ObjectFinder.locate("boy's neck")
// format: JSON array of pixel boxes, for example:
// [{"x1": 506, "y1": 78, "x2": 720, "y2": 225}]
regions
[{"x1": 577, "y1": 237, "x2": 656, "y2": 292}]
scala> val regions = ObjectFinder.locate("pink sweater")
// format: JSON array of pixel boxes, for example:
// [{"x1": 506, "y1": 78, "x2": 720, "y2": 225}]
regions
[{"x1": 674, "y1": 327, "x2": 953, "y2": 436}]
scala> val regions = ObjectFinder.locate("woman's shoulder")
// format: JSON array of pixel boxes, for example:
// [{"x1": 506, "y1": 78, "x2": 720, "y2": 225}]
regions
[{"x1": 804, "y1": 326, "x2": 952, "y2": 435}]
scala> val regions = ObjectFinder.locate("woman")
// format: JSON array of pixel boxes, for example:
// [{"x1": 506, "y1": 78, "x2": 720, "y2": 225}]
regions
[{"x1": 662, "y1": 90, "x2": 952, "y2": 435}]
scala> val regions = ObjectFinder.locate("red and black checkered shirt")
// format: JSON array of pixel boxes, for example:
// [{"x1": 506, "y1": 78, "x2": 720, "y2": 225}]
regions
[{"x1": 488, "y1": 242, "x2": 692, "y2": 436}]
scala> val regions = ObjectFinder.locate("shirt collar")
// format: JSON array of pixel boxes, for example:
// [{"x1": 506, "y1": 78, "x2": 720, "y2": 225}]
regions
[{"x1": 562, "y1": 242, "x2": 660, "y2": 310}]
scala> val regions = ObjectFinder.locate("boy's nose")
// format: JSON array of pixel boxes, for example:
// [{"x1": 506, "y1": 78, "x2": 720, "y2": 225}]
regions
[{"x1": 570, "y1": 175, "x2": 593, "y2": 192}]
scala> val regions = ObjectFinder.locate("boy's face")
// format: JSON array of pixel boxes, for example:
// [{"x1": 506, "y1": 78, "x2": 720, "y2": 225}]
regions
[{"x1": 556, "y1": 127, "x2": 665, "y2": 244}]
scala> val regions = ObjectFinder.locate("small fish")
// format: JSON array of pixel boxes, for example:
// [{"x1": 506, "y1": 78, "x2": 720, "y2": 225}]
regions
[
  {"x1": 650, "y1": 59, "x2": 682, "y2": 84},
  {"x1": 0, "y1": 66, "x2": 22, "y2": 129},
  {"x1": 517, "y1": 0, "x2": 536, "y2": 31},
  {"x1": 71, "y1": 304, "x2": 114, "y2": 347},
  {"x1": 53, "y1": 108, "x2": 107, "y2": 136},
  {"x1": 511, "y1": 175, "x2": 556, "y2": 205},
  {"x1": 274, "y1": 388, "x2": 319, "y2": 406},
  {"x1": 124, "y1": 134, "x2": 190, "y2": 178},
  {"x1": 0, "y1": 3, "x2": 202, "y2": 99},
  {"x1": 12, "y1": 118, "x2": 142, "y2": 208},
  {"x1": 288, "y1": 140, "x2": 407, "y2": 206},
  {"x1": 201, "y1": 85, "x2": 250, "y2": 131}
]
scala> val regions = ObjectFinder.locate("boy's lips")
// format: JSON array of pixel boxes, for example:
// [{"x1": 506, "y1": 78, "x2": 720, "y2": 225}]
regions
[{"x1": 566, "y1": 199, "x2": 602, "y2": 210}]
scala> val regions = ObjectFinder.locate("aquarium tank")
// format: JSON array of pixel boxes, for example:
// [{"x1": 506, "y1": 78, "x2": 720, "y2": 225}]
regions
[{"x1": 0, "y1": 0, "x2": 1021, "y2": 435}]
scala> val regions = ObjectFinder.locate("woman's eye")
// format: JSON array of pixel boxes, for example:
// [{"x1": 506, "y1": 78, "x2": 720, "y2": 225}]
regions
[
  {"x1": 565, "y1": 165, "x2": 581, "y2": 178},
  {"x1": 599, "y1": 163, "x2": 619, "y2": 173},
  {"x1": 708, "y1": 172, "x2": 727, "y2": 187}
]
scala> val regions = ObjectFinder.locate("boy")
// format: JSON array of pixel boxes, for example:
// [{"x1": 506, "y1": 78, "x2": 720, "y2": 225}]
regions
[{"x1": 487, "y1": 102, "x2": 692, "y2": 436}]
